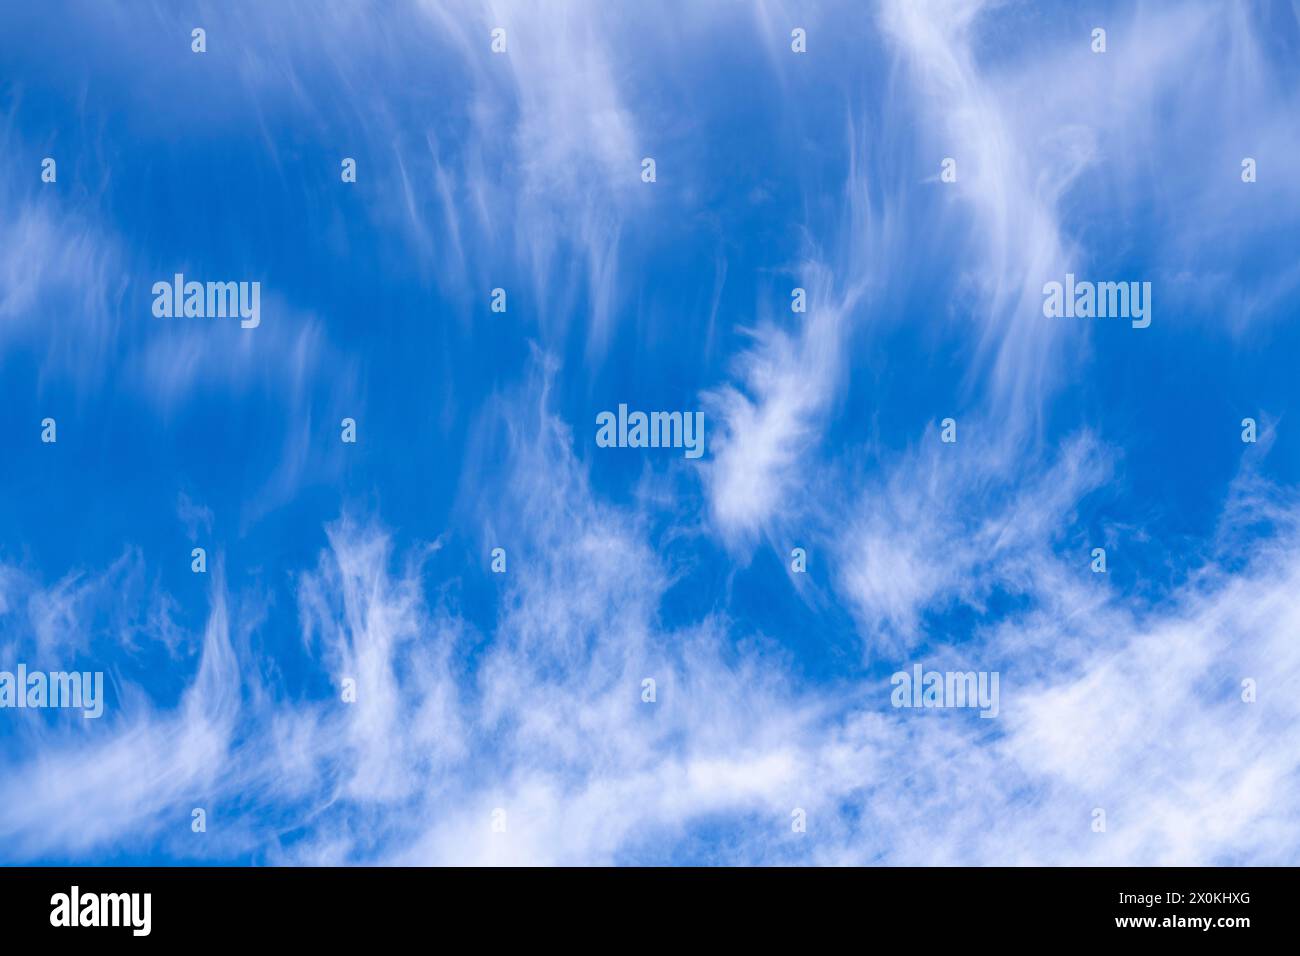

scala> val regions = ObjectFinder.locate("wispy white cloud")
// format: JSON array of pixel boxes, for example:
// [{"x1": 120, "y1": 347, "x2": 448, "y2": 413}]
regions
[
  {"x1": 3, "y1": 372, "x2": 1297, "y2": 865},
  {"x1": 703, "y1": 117, "x2": 879, "y2": 547},
  {"x1": 834, "y1": 431, "x2": 1112, "y2": 650},
  {"x1": 0, "y1": 573, "x2": 239, "y2": 859},
  {"x1": 0, "y1": 145, "x2": 124, "y2": 388}
]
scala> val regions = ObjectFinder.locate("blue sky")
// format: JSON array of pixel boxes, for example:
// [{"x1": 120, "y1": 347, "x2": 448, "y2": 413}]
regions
[{"x1": 1, "y1": 0, "x2": 1298, "y2": 865}]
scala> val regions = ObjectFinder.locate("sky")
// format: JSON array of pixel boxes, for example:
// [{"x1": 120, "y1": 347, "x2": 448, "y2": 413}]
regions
[{"x1": 1, "y1": 0, "x2": 1298, "y2": 866}]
